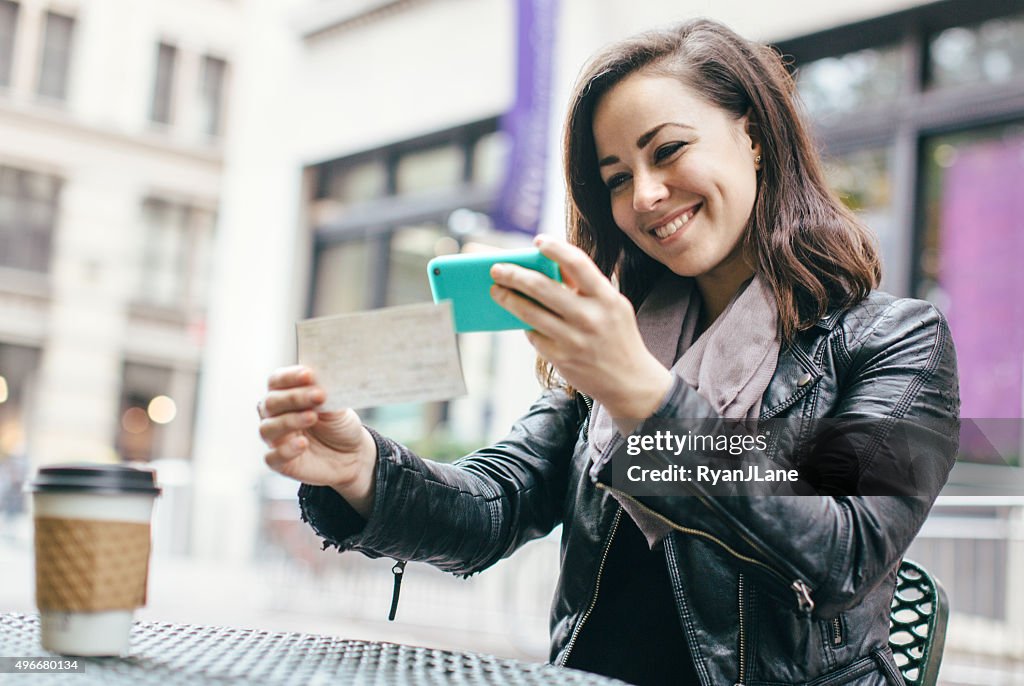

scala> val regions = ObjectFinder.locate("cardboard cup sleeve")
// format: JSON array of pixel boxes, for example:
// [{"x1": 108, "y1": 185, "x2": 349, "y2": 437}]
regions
[{"x1": 35, "y1": 516, "x2": 152, "y2": 612}]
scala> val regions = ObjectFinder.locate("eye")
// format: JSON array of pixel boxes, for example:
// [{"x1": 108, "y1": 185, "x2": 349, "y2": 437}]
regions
[
  {"x1": 604, "y1": 173, "x2": 630, "y2": 191},
  {"x1": 654, "y1": 142, "x2": 686, "y2": 163}
]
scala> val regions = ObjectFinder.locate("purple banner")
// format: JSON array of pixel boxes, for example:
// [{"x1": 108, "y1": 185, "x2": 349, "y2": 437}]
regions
[
  {"x1": 491, "y1": 0, "x2": 558, "y2": 236},
  {"x1": 939, "y1": 134, "x2": 1024, "y2": 419}
]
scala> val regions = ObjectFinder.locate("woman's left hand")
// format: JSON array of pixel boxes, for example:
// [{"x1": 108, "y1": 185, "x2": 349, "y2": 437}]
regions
[{"x1": 490, "y1": 235, "x2": 673, "y2": 420}]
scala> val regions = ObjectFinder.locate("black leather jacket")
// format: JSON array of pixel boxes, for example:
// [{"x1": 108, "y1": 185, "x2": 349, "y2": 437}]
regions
[{"x1": 300, "y1": 291, "x2": 960, "y2": 686}]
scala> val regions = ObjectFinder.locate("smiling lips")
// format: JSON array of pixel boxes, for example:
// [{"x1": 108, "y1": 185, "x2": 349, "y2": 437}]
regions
[{"x1": 650, "y1": 203, "x2": 702, "y2": 239}]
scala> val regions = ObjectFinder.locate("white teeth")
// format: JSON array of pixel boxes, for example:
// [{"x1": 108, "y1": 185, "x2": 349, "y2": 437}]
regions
[{"x1": 653, "y1": 207, "x2": 697, "y2": 239}]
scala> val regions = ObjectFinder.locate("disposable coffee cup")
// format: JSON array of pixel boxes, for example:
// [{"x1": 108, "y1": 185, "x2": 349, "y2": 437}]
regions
[{"x1": 28, "y1": 464, "x2": 161, "y2": 656}]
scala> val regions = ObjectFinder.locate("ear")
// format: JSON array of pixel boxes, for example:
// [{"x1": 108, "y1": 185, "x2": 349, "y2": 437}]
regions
[{"x1": 743, "y1": 109, "x2": 763, "y2": 159}]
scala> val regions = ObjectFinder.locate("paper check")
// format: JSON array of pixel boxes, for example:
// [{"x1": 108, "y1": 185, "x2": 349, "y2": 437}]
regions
[{"x1": 296, "y1": 302, "x2": 466, "y2": 411}]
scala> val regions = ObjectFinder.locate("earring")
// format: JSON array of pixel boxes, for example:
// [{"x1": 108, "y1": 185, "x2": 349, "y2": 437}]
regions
[{"x1": 754, "y1": 154, "x2": 762, "y2": 165}]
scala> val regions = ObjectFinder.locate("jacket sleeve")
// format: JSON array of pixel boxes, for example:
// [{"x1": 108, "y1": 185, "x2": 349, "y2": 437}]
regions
[
  {"x1": 298, "y1": 388, "x2": 581, "y2": 576},
  {"x1": 599, "y1": 298, "x2": 960, "y2": 618}
]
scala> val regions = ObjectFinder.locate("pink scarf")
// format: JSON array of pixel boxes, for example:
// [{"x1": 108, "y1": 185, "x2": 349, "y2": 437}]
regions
[{"x1": 587, "y1": 272, "x2": 780, "y2": 547}]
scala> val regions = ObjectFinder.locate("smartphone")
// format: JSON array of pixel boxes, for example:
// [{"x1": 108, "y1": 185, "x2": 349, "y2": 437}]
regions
[{"x1": 427, "y1": 248, "x2": 562, "y2": 332}]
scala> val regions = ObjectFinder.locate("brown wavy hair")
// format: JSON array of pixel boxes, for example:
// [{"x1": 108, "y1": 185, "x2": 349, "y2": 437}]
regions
[{"x1": 538, "y1": 18, "x2": 880, "y2": 388}]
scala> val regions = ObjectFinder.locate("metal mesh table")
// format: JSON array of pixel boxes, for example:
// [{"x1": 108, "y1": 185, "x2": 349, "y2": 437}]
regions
[{"x1": 0, "y1": 613, "x2": 626, "y2": 685}]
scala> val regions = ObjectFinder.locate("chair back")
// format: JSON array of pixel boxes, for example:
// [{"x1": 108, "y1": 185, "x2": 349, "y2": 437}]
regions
[{"x1": 889, "y1": 558, "x2": 949, "y2": 686}]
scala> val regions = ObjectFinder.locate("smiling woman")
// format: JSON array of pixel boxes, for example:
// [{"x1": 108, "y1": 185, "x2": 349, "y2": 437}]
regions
[
  {"x1": 558, "y1": 22, "x2": 881, "y2": 355},
  {"x1": 260, "y1": 18, "x2": 959, "y2": 686},
  {"x1": 592, "y1": 74, "x2": 760, "y2": 321}
]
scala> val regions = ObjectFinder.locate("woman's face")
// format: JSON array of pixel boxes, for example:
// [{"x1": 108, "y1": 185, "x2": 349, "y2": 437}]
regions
[{"x1": 592, "y1": 71, "x2": 761, "y2": 282}]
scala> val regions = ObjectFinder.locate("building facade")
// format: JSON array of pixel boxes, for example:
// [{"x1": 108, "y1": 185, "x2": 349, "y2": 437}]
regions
[{"x1": 0, "y1": 0, "x2": 237, "y2": 544}]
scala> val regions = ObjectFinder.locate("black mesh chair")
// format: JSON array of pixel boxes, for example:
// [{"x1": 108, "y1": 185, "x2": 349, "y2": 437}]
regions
[{"x1": 889, "y1": 559, "x2": 950, "y2": 686}]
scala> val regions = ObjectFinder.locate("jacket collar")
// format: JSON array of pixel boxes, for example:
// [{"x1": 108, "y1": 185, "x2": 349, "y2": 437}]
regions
[
  {"x1": 760, "y1": 340, "x2": 823, "y2": 419},
  {"x1": 814, "y1": 308, "x2": 845, "y2": 331}
]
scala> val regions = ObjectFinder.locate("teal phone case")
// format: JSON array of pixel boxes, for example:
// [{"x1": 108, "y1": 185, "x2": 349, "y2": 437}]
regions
[{"x1": 427, "y1": 248, "x2": 562, "y2": 332}]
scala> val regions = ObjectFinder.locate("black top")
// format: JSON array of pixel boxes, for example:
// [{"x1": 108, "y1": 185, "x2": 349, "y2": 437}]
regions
[{"x1": 564, "y1": 513, "x2": 700, "y2": 686}]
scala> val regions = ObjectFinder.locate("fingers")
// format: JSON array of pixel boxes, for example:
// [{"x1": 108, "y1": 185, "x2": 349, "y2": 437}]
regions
[
  {"x1": 267, "y1": 365, "x2": 315, "y2": 390},
  {"x1": 490, "y1": 284, "x2": 573, "y2": 338},
  {"x1": 264, "y1": 435, "x2": 308, "y2": 471},
  {"x1": 259, "y1": 409, "x2": 318, "y2": 446},
  {"x1": 488, "y1": 236, "x2": 616, "y2": 321},
  {"x1": 263, "y1": 385, "x2": 325, "y2": 418},
  {"x1": 489, "y1": 263, "x2": 576, "y2": 319},
  {"x1": 533, "y1": 235, "x2": 614, "y2": 296},
  {"x1": 259, "y1": 366, "x2": 326, "y2": 449}
]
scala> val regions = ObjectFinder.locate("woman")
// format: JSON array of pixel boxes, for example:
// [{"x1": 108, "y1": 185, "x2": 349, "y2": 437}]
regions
[{"x1": 257, "y1": 19, "x2": 959, "y2": 686}]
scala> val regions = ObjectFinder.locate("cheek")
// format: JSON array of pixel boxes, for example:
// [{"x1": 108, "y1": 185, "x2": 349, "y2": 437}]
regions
[
  {"x1": 707, "y1": 162, "x2": 754, "y2": 223},
  {"x1": 608, "y1": 195, "x2": 635, "y2": 232},
  {"x1": 731, "y1": 172, "x2": 758, "y2": 223}
]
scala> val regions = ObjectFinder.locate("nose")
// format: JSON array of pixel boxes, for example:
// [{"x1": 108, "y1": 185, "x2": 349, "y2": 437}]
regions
[{"x1": 632, "y1": 171, "x2": 669, "y2": 212}]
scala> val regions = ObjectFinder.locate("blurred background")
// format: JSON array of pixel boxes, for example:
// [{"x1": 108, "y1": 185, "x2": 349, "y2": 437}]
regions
[{"x1": 0, "y1": 0, "x2": 1022, "y2": 683}]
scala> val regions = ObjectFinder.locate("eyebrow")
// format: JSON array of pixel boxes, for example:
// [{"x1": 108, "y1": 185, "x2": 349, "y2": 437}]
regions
[{"x1": 597, "y1": 122, "x2": 695, "y2": 167}]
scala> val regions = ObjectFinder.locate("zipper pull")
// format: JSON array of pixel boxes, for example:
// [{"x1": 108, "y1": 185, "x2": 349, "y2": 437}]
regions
[
  {"x1": 791, "y1": 579, "x2": 815, "y2": 614},
  {"x1": 389, "y1": 560, "x2": 407, "y2": 621}
]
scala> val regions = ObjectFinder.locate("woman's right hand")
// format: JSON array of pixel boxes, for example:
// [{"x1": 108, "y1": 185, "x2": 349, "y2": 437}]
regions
[{"x1": 258, "y1": 365, "x2": 377, "y2": 518}]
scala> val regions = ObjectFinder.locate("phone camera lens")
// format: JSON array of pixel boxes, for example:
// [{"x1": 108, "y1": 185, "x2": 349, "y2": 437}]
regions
[{"x1": 433, "y1": 267, "x2": 441, "y2": 276}]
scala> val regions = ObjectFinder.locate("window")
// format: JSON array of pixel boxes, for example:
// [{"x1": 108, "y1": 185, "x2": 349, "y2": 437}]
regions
[
  {"x1": 395, "y1": 145, "x2": 463, "y2": 194},
  {"x1": 473, "y1": 131, "x2": 511, "y2": 188},
  {"x1": 822, "y1": 147, "x2": 899, "y2": 288},
  {"x1": 116, "y1": 362, "x2": 195, "y2": 463},
  {"x1": 918, "y1": 123, "x2": 1024, "y2": 421},
  {"x1": 150, "y1": 42, "x2": 177, "y2": 124},
  {"x1": 0, "y1": 165, "x2": 61, "y2": 273},
  {"x1": 0, "y1": 0, "x2": 17, "y2": 88},
  {"x1": 308, "y1": 118, "x2": 501, "y2": 442},
  {"x1": 796, "y1": 44, "x2": 905, "y2": 119},
  {"x1": 310, "y1": 120, "x2": 501, "y2": 319},
  {"x1": 324, "y1": 159, "x2": 387, "y2": 205},
  {"x1": 0, "y1": 343, "x2": 39, "y2": 517},
  {"x1": 137, "y1": 197, "x2": 215, "y2": 311},
  {"x1": 36, "y1": 11, "x2": 73, "y2": 100},
  {"x1": 311, "y1": 239, "x2": 372, "y2": 316},
  {"x1": 928, "y1": 12, "x2": 1024, "y2": 90},
  {"x1": 777, "y1": 1, "x2": 1024, "y2": 462},
  {"x1": 199, "y1": 55, "x2": 228, "y2": 137}
]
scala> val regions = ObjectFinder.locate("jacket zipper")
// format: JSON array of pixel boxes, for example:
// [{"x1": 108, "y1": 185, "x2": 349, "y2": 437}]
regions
[
  {"x1": 737, "y1": 572, "x2": 747, "y2": 686},
  {"x1": 559, "y1": 507, "x2": 623, "y2": 666},
  {"x1": 580, "y1": 393, "x2": 594, "y2": 439},
  {"x1": 609, "y1": 425, "x2": 815, "y2": 592},
  {"x1": 830, "y1": 616, "x2": 843, "y2": 646},
  {"x1": 595, "y1": 482, "x2": 816, "y2": 614}
]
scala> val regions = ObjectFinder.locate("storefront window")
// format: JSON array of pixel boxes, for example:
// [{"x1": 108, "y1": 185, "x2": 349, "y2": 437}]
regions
[
  {"x1": 308, "y1": 119, "x2": 502, "y2": 445},
  {"x1": 115, "y1": 362, "x2": 195, "y2": 463},
  {"x1": 0, "y1": 344, "x2": 39, "y2": 522},
  {"x1": 928, "y1": 12, "x2": 1024, "y2": 90},
  {"x1": 324, "y1": 159, "x2": 387, "y2": 204},
  {"x1": 822, "y1": 147, "x2": 898, "y2": 288},
  {"x1": 796, "y1": 44, "x2": 905, "y2": 119},
  {"x1": 395, "y1": 144, "x2": 463, "y2": 194},
  {"x1": 919, "y1": 122, "x2": 1024, "y2": 421},
  {"x1": 311, "y1": 239, "x2": 372, "y2": 316},
  {"x1": 385, "y1": 223, "x2": 446, "y2": 306},
  {"x1": 473, "y1": 131, "x2": 510, "y2": 188}
]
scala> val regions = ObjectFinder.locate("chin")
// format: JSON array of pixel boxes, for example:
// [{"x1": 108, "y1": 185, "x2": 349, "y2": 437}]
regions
[{"x1": 658, "y1": 254, "x2": 719, "y2": 279}]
